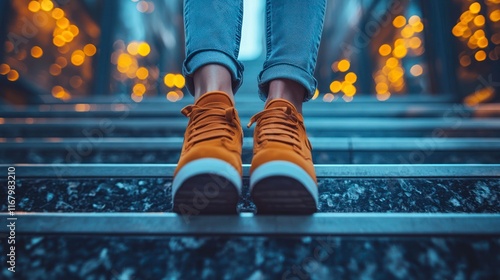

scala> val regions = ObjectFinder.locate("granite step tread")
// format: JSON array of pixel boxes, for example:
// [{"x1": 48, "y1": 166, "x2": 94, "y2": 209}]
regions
[
  {"x1": 2, "y1": 235, "x2": 498, "y2": 280},
  {"x1": 2, "y1": 177, "x2": 498, "y2": 213},
  {"x1": 1, "y1": 164, "x2": 498, "y2": 213}
]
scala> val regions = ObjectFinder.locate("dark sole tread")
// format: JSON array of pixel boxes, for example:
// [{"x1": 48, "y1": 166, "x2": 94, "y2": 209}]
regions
[
  {"x1": 251, "y1": 176, "x2": 317, "y2": 215},
  {"x1": 173, "y1": 174, "x2": 240, "y2": 215}
]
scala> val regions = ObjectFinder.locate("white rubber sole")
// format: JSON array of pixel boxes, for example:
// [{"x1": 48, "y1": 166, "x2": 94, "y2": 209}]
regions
[
  {"x1": 172, "y1": 158, "x2": 242, "y2": 214},
  {"x1": 250, "y1": 160, "x2": 318, "y2": 214}
]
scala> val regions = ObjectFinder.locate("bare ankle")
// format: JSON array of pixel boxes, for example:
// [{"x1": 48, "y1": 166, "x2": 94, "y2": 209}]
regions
[
  {"x1": 266, "y1": 79, "x2": 305, "y2": 113},
  {"x1": 193, "y1": 64, "x2": 234, "y2": 102}
]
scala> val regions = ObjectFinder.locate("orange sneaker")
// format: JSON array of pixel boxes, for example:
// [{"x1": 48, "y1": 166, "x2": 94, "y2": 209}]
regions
[
  {"x1": 172, "y1": 91, "x2": 243, "y2": 215},
  {"x1": 247, "y1": 99, "x2": 317, "y2": 214}
]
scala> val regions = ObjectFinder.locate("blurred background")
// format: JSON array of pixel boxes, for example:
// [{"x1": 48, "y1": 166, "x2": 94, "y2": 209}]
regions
[
  {"x1": 1, "y1": 3, "x2": 500, "y2": 278},
  {"x1": 0, "y1": 0, "x2": 499, "y2": 105}
]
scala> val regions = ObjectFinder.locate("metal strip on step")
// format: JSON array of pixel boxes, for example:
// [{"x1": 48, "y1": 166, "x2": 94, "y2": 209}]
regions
[
  {"x1": 0, "y1": 213, "x2": 498, "y2": 236},
  {"x1": 350, "y1": 138, "x2": 500, "y2": 150},
  {"x1": 1, "y1": 164, "x2": 499, "y2": 178}
]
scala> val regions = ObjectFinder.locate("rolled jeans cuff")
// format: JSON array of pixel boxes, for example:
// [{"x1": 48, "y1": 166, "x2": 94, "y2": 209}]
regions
[
  {"x1": 258, "y1": 63, "x2": 317, "y2": 103},
  {"x1": 182, "y1": 49, "x2": 244, "y2": 96}
]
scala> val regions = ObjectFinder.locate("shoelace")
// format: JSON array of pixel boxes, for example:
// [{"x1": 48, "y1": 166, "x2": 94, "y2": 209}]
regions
[
  {"x1": 247, "y1": 106, "x2": 302, "y2": 147},
  {"x1": 182, "y1": 105, "x2": 237, "y2": 148}
]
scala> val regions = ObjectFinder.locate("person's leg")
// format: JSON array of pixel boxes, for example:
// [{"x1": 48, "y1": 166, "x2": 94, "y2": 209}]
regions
[
  {"x1": 193, "y1": 65, "x2": 234, "y2": 102},
  {"x1": 259, "y1": 0, "x2": 327, "y2": 111},
  {"x1": 173, "y1": 0, "x2": 244, "y2": 215},
  {"x1": 183, "y1": 0, "x2": 244, "y2": 100},
  {"x1": 267, "y1": 79, "x2": 305, "y2": 113},
  {"x1": 248, "y1": 0, "x2": 326, "y2": 214}
]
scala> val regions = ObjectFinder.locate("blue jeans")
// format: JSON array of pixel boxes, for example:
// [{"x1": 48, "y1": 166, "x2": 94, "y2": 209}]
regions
[{"x1": 183, "y1": 0, "x2": 327, "y2": 102}]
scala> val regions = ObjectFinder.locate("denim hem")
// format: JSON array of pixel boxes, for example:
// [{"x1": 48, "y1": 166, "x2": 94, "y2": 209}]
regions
[
  {"x1": 182, "y1": 49, "x2": 244, "y2": 96},
  {"x1": 257, "y1": 63, "x2": 317, "y2": 102}
]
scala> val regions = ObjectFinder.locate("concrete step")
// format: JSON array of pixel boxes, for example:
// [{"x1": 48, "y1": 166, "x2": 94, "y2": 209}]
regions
[
  {"x1": 1, "y1": 163, "x2": 498, "y2": 279},
  {"x1": 1, "y1": 164, "x2": 498, "y2": 213}
]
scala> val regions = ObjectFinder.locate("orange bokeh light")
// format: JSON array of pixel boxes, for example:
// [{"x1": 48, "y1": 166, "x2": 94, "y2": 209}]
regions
[{"x1": 31, "y1": 46, "x2": 43, "y2": 58}]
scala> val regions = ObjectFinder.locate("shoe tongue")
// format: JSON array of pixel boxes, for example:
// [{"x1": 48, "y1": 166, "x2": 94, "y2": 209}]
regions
[
  {"x1": 196, "y1": 91, "x2": 234, "y2": 108},
  {"x1": 265, "y1": 99, "x2": 297, "y2": 111}
]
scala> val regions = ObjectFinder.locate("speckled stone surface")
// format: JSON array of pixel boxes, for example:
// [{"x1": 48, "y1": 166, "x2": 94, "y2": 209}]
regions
[
  {"x1": 1, "y1": 178, "x2": 498, "y2": 213},
  {"x1": 0, "y1": 236, "x2": 498, "y2": 279},
  {"x1": 317, "y1": 178, "x2": 500, "y2": 213}
]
